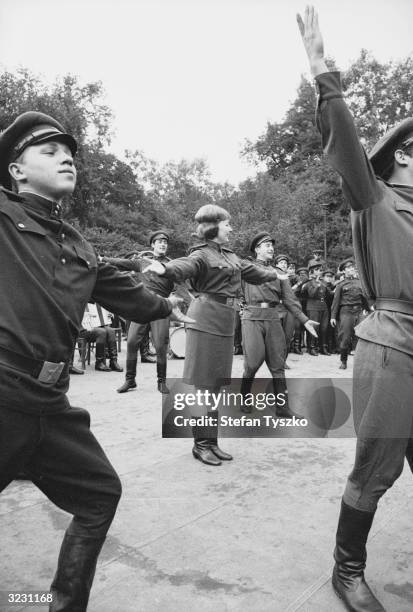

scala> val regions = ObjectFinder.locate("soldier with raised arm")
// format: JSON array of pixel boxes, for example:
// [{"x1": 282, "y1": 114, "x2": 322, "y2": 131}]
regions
[{"x1": 298, "y1": 6, "x2": 413, "y2": 611}]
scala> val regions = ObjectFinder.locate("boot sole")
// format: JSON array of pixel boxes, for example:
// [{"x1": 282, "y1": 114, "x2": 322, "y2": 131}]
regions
[{"x1": 117, "y1": 384, "x2": 137, "y2": 393}]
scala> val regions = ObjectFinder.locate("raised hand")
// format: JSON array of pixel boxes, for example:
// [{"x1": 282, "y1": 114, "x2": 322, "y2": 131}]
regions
[
  {"x1": 296, "y1": 5, "x2": 328, "y2": 76},
  {"x1": 168, "y1": 295, "x2": 196, "y2": 324}
]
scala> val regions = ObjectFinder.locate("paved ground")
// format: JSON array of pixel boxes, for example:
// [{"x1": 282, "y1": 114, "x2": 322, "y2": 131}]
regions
[{"x1": 1, "y1": 347, "x2": 412, "y2": 611}]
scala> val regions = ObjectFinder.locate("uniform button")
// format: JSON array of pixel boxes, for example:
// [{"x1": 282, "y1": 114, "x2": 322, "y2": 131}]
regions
[
  {"x1": 86, "y1": 260, "x2": 90, "y2": 265},
  {"x1": 61, "y1": 233, "x2": 65, "y2": 240},
  {"x1": 61, "y1": 258, "x2": 66, "y2": 264},
  {"x1": 17, "y1": 223, "x2": 25, "y2": 229}
]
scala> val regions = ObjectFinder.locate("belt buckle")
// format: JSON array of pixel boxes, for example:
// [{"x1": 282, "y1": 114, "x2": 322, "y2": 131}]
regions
[
  {"x1": 38, "y1": 361, "x2": 65, "y2": 384},
  {"x1": 260, "y1": 302, "x2": 269, "y2": 309}
]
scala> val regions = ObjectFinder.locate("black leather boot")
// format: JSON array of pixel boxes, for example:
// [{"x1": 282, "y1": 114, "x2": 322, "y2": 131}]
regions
[
  {"x1": 117, "y1": 359, "x2": 137, "y2": 392},
  {"x1": 332, "y1": 500, "x2": 385, "y2": 612},
  {"x1": 292, "y1": 337, "x2": 302, "y2": 354},
  {"x1": 50, "y1": 534, "x2": 105, "y2": 611},
  {"x1": 207, "y1": 412, "x2": 233, "y2": 461},
  {"x1": 95, "y1": 358, "x2": 111, "y2": 371},
  {"x1": 157, "y1": 362, "x2": 169, "y2": 394},
  {"x1": 140, "y1": 332, "x2": 156, "y2": 363},
  {"x1": 308, "y1": 336, "x2": 319, "y2": 356},
  {"x1": 108, "y1": 340, "x2": 123, "y2": 372},
  {"x1": 240, "y1": 376, "x2": 254, "y2": 413},
  {"x1": 320, "y1": 344, "x2": 331, "y2": 356},
  {"x1": 340, "y1": 351, "x2": 348, "y2": 370},
  {"x1": 192, "y1": 423, "x2": 221, "y2": 466},
  {"x1": 273, "y1": 377, "x2": 302, "y2": 419}
]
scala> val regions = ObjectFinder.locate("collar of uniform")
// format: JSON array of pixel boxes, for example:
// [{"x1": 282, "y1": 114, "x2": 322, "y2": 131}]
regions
[
  {"x1": 206, "y1": 239, "x2": 234, "y2": 253},
  {"x1": 255, "y1": 258, "x2": 271, "y2": 267},
  {"x1": 20, "y1": 191, "x2": 63, "y2": 218}
]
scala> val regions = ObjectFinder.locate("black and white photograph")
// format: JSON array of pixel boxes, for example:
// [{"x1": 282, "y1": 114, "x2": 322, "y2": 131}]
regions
[{"x1": 0, "y1": 1, "x2": 412, "y2": 610}]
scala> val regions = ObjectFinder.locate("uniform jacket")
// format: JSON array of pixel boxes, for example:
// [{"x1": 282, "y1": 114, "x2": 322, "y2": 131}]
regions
[
  {"x1": 241, "y1": 260, "x2": 308, "y2": 323},
  {"x1": 330, "y1": 278, "x2": 369, "y2": 320},
  {"x1": 316, "y1": 71, "x2": 413, "y2": 355},
  {"x1": 301, "y1": 279, "x2": 332, "y2": 311},
  {"x1": 162, "y1": 240, "x2": 281, "y2": 336},
  {"x1": 0, "y1": 189, "x2": 171, "y2": 413}
]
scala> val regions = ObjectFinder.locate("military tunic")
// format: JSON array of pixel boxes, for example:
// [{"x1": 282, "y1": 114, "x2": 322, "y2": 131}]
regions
[
  {"x1": 316, "y1": 71, "x2": 413, "y2": 511},
  {"x1": 241, "y1": 260, "x2": 308, "y2": 378},
  {"x1": 331, "y1": 278, "x2": 369, "y2": 354},
  {"x1": 0, "y1": 189, "x2": 172, "y2": 541},
  {"x1": 105, "y1": 254, "x2": 174, "y2": 369},
  {"x1": 162, "y1": 240, "x2": 280, "y2": 389}
]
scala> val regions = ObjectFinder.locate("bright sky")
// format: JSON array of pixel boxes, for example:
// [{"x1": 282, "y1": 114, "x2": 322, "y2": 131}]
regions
[{"x1": 1, "y1": 0, "x2": 412, "y2": 185}]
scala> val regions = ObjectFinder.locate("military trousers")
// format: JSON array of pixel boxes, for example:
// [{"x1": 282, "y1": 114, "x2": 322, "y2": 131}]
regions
[
  {"x1": 126, "y1": 318, "x2": 170, "y2": 366},
  {"x1": 242, "y1": 318, "x2": 286, "y2": 378},
  {"x1": 343, "y1": 339, "x2": 413, "y2": 512},
  {"x1": 337, "y1": 306, "x2": 362, "y2": 353},
  {"x1": 0, "y1": 405, "x2": 122, "y2": 539}
]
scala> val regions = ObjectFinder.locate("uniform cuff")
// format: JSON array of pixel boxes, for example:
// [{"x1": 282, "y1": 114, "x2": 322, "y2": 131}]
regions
[{"x1": 315, "y1": 71, "x2": 343, "y2": 100}]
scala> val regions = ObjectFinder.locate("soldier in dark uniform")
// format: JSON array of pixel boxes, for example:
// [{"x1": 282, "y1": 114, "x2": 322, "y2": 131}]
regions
[
  {"x1": 299, "y1": 7, "x2": 413, "y2": 610},
  {"x1": 0, "y1": 112, "x2": 182, "y2": 611},
  {"x1": 331, "y1": 258, "x2": 369, "y2": 370},
  {"x1": 105, "y1": 231, "x2": 178, "y2": 394},
  {"x1": 240, "y1": 234, "x2": 317, "y2": 414},
  {"x1": 320, "y1": 268, "x2": 337, "y2": 354},
  {"x1": 301, "y1": 260, "x2": 332, "y2": 355},
  {"x1": 290, "y1": 266, "x2": 309, "y2": 353},
  {"x1": 274, "y1": 254, "x2": 296, "y2": 364},
  {"x1": 145, "y1": 208, "x2": 298, "y2": 466}
]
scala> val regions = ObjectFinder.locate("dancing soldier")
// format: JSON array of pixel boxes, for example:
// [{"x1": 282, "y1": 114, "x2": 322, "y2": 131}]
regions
[
  {"x1": 105, "y1": 231, "x2": 190, "y2": 394},
  {"x1": 240, "y1": 233, "x2": 318, "y2": 415},
  {"x1": 0, "y1": 111, "x2": 183, "y2": 611},
  {"x1": 145, "y1": 206, "x2": 304, "y2": 466},
  {"x1": 298, "y1": 6, "x2": 413, "y2": 610}
]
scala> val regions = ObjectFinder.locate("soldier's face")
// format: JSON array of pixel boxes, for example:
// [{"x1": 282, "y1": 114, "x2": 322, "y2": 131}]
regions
[
  {"x1": 152, "y1": 238, "x2": 168, "y2": 256},
  {"x1": 255, "y1": 241, "x2": 274, "y2": 261},
  {"x1": 217, "y1": 219, "x2": 232, "y2": 243},
  {"x1": 277, "y1": 259, "x2": 288, "y2": 272},
  {"x1": 344, "y1": 265, "x2": 355, "y2": 278},
  {"x1": 299, "y1": 271, "x2": 309, "y2": 282},
  {"x1": 323, "y1": 273, "x2": 334, "y2": 283},
  {"x1": 10, "y1": 140, "x2": 76, "y2": 201}
]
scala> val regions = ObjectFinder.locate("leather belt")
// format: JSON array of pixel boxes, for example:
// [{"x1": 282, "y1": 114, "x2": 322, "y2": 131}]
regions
[
  {"x1": 375, "y1": 298, "x2": 413, "y2": 316},
  {"x1": 0, "y1": 345, "x2": 67, "y2": 384},
  {"x1": 250, "y1": 301, "x2": 278, "y2": 309},
  {"x1": 199, "y1": 293, "x2": 237, "y2": 306}
]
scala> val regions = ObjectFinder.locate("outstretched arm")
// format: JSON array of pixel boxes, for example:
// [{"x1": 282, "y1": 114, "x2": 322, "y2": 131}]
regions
[{"x1": 296, "y1": 6, "x2": 382, "y2": 211}]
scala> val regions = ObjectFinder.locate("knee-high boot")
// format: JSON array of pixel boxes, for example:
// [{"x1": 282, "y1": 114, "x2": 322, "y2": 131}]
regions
[
  {"x1": 117, "y1": 359, "x2": 137, "y2": 393},
  {"x1": 207, "y1": 411, "x2": 232, "y2": 461},
  {"x1": 240, "y1": 376, "x2": 254, "y2": 413},
  {"x1": 108, "y1": 339, "x2": 123, "y2": 372},
  {"x1": 156, "y1": 362, "x2": 169, "y2": 394},
  {"x1": 332, "y1": 500, "x2": 385, "y2": 611},
  {"x1": 340, "y1": 350, "x2": 348, "y2": 369},
  {"x1": 50, "y1": 534, "x2": 105, "y2": 612},
  {"x1": 191, "y1": 416, "x2": 221, "y2": 466},
  {"x1": 272, "y1": 377, "x2": 302, "y2": 419}
]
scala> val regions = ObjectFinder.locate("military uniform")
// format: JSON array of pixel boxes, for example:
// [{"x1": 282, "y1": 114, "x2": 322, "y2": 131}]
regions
[
  {"x1": 316, "y1": 70, "x2": 413, "y2": 509},
  {"x1": 331, "y1": 272, "x2": 369, "y2": 367},
  {"x1": 0, "y1": 113, "x2": 173, "y2": 611},
  {"x1": 105, "y1": 238, "x2": 175, "y2": 393},
  {"x1": 301, "y1": 274, "x2": 333, "y2": 355}
]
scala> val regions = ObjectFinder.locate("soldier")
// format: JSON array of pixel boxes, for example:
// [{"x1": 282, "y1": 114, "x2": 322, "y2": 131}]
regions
[
  {"x1": 290, "y1": 266, "x2": 309, "y2": 354},
  {"x1": 274, "y1": 254, "x2": 296, "y2": 364},
  {"x1": 104, "y1": 231, "x2": 187, "y2": 394},
  {"x1": 240, "y1": 234, "x2": 318, "y2": 414},
  {"x1": 298, "y1": 7, "x2": 413, "y2": 610},
  {"x1": 320, "y1": 268, "x2": 337, "y2": 354},
  {"x1": 331, "y1": 259, "x2": 370, "y2": 369},
  {"x1": 0, "y1": 111, "x2": 182, "y2": 611},
  {"x1": 301, "y1": 260, "x2": 332, "y2": 355}
]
